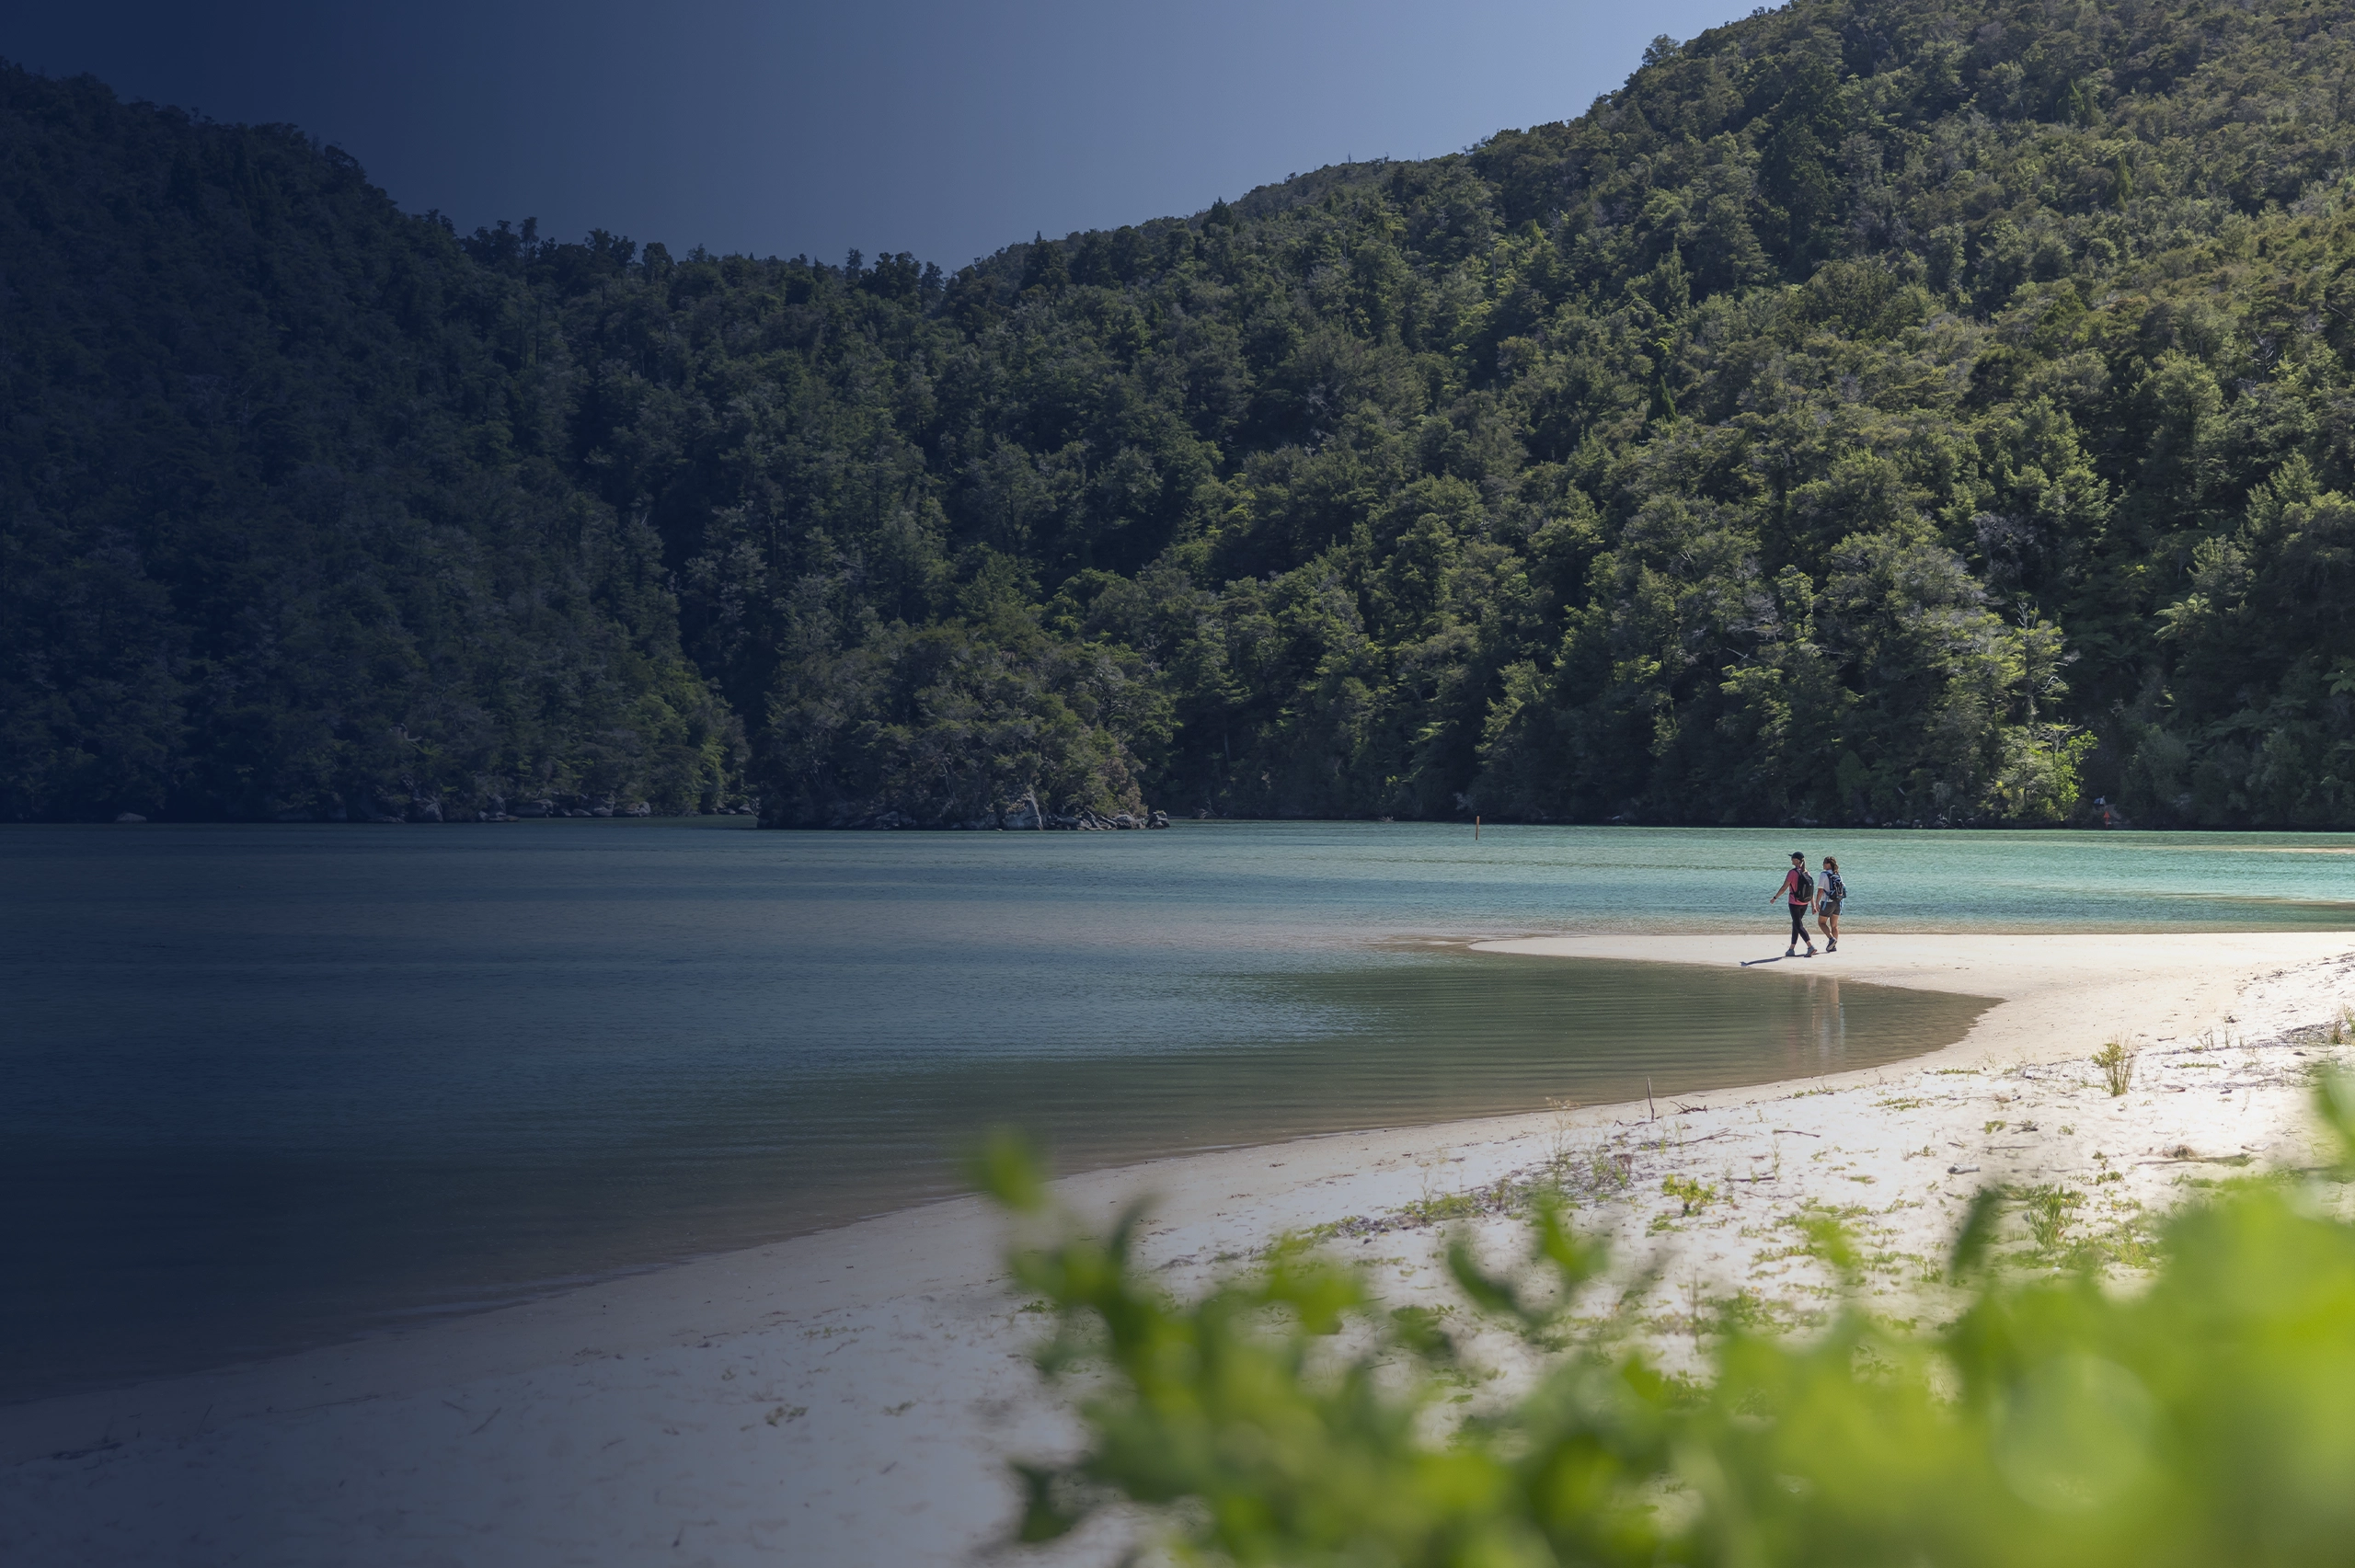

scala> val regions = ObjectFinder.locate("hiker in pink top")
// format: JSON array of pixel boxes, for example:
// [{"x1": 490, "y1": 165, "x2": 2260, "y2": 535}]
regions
[{"x1": 1766, "y1": 851, "x2": 1816, "y2": 957}]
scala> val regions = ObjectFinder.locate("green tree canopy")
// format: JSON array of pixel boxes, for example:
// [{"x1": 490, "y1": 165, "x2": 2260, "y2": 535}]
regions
[{"x1": 14, "y1": 0, "x2": 2355, "y2": 825}]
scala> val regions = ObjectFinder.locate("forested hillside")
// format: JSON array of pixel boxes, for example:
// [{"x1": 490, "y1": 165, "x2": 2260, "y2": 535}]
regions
[
  {"x1": 11, "y1": 0, "x2": 2355, "y2": 827},
  {"x1": 0, "y1": 73, "x2": 743, "y2": 822}
]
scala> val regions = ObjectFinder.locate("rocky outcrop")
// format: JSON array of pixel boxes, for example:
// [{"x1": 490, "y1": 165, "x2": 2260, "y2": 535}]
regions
[{"x1": 1004, "y1": 799, "x2": 1171, "y2": 831}]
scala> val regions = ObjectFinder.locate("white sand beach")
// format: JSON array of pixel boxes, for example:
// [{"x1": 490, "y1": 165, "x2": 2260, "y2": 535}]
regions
[{"x1": 7, "y1": 931, "x2": 2355, "y2": 1567}]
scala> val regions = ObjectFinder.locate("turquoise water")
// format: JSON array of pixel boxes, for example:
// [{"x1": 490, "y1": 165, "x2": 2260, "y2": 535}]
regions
[{"x1": 3, "y1": 820, "x2": 2349, "y2": 1402}]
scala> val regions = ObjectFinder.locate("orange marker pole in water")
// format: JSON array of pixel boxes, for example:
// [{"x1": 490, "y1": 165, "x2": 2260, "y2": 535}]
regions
[{"x1": 1475, "y1": 815, "x2": 1480, "y2": 841}]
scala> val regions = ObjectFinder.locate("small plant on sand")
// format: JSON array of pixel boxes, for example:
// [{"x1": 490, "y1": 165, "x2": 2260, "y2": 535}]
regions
[
  {"x1": 2094, "y1": 1038, "x2": 2136, "y2": 1096},
  {"x1": 1662, "y1": 1173, "x2": 1718, "y2": 1216},
  {"x1": 2019, "y1": 1184, "x2": 2085, "y2": 1254},
  {"x1": 1536, "y1": 1139, "x2": 1635, "y2": 1201},
  {"x1": 1400, "y1": 1190, "x2": 1489, "y2": 1226},
  {"x1": 1544, "y1": 1096, "x2": 1583, "y2": 1169},
  {"x1": 1412, "y1": 1149, "x2": 1456, "y2": 1208}
]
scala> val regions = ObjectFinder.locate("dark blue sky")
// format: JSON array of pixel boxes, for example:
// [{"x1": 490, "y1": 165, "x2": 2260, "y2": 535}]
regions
[{"x1": 8, "y1": 1, "x2": 1759, "y2": 269}]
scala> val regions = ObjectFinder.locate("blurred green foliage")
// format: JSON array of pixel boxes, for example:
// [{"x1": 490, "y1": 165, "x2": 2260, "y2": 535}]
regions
[
  {"x1": 979, "y1": 1078, "x2": 2355, "y2": 1565},
  {"x1": 18, "y1": 0, "x2": 2355, "y2": 823}
]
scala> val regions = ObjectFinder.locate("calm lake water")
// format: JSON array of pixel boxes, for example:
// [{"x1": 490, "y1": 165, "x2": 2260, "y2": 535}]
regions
[{"x1": 5, "y1": 820, "x2": 2351, "y2": 1402}]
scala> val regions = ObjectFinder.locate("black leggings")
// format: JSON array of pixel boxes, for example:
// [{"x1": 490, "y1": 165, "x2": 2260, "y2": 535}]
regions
[{"x1": 1788, "y1": 903, "x2": 1809, "y2": 944}]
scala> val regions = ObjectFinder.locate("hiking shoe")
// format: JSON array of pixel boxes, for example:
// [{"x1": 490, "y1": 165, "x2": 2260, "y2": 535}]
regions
[
  {"x1": 1827, "y1": 939, "x2": 1837, "y2": 952},
  {"x1": 1785, "y1": 947, "x2": 1796, "y2": 957},
  {"x1": 1804, "y1": 945, "x2": 1816, "y2": 956}
]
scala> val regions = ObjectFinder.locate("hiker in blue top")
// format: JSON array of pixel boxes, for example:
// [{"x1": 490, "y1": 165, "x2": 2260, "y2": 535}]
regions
[
  {"x1": 1767, "y1": 851, "x2": 1816, "y2": 957},
  {"x1": 1815, "y1": 855, "x2": 1846, "y2": 953}
]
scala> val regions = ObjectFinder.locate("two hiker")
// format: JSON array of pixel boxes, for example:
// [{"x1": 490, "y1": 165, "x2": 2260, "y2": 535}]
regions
[{"x1": 1766, "y1": 852, "x2": 1844, "y2": 957}]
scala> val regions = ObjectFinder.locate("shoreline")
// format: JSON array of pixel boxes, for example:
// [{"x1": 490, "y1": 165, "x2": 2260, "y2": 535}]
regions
[
  {"x1": 7, "y1": 930, "x2": 2354, "y2": 1565},
  {"x1": 0, "y1": 938, "x2": 1989, "y2": 1413}
]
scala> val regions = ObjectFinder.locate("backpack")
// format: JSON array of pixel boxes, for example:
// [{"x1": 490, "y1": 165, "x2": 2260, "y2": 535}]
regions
[
  {"x1": 1794, "y1": 869, "x2": 1815, "y2": 902},
  {"x1": 1823, "y1": 870, "x2": 1844, "y2": 903}
]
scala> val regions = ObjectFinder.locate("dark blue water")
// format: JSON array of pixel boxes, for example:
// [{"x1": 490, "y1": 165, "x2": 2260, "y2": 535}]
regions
[{"x1": 5, "y1": 819, "x2": 2349, "y2": 1402}]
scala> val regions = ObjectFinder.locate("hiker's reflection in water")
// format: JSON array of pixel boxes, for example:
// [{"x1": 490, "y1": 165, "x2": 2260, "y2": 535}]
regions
[{"x1": 1775, "y1": 977, "x2": 1847, "y2": 1078}]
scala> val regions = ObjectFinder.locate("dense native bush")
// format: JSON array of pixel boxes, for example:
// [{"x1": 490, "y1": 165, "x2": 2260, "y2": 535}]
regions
[
  {"x1": 17, "y1": 0, "x2": 2355, "y2": 823},
  {"x1": 979, "y1": 1078, "x2": 2355, "y2": 1566},
  {"x1": 0, "y1": 73, "x2": 744, "y2": 821}
]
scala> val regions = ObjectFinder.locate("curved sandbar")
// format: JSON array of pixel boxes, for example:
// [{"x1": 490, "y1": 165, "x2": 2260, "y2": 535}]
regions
[
  {"x1": 8, "y1": 932, "x2": 2352, "y2": 1566},
  {"x1": 1475, "y1": 931, "x2": 2355, "y2": 1071}
]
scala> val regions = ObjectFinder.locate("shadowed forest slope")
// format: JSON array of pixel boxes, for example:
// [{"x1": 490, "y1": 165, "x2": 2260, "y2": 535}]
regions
[
  {"x1": 11, "y1": 0, "x2": 2355, "y2": 827},
  {"x1": 0, "y1": 78, "x2": 743, "y2": 821}
]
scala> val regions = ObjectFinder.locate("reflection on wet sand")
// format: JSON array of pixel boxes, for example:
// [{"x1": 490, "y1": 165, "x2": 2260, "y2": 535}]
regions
[{"x1": 1778, "y1": 975, "x2": 1848, "y2": 1078}]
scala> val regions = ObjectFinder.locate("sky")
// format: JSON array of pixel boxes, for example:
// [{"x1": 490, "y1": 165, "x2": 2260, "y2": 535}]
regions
[{"x1": 6, "y1": 1, "x2": 1763, "y2": 270}]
